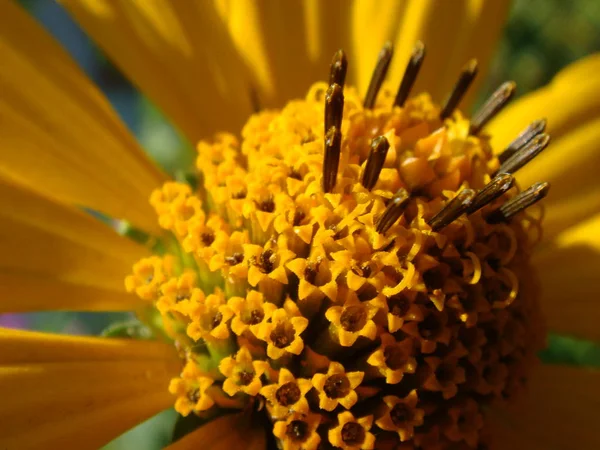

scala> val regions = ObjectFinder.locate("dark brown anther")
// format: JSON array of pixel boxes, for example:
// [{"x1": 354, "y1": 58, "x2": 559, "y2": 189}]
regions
[
  {"x1": 469, "y1": 81, "x2": 516, "y2": 135},
  {"x1": 439, "y1": 59, "x2": 479, "y2": 120},
  {"x1": 487, "y1": 182, "x2": 550, "y2": 223},
  {"x1": 428, "y1": 189, "x2": 476, "y2": 231},
  {"x1": 467, "y1": 173, "x2": 514, "y2": 214},
  {"x1": 325, "y1": 83, "x2": 344, "y2": 133},
  {"x1": 322, "y1": 126, "x2": 342, "y2": 193},
  {"x1": 363, "y1": 41, "x2": 394, "y2": 109},
  {"x1": 394, "y1": 41, "x2": 425, "y2": 107},
  {"x1": 376, "y1": 188, "x2": 410, "y2": 234},
  {"x1": 361, "y1": 136, "x2": 390, "y2": 190},
  {"x1": 498, "y1": 118, "x2": 547, "y2": 164},
  {"x1": 329, "y1": 49, "x2": 348, "y2": 87},
  {"x1": 496, "y1": 133, "x2": 550, "y2": 175}
]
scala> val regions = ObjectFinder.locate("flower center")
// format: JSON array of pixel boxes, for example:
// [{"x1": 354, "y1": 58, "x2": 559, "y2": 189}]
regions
[
  {"x1": 270, "y1": 322, "x2": 296, "y2": 349},
  {"x1": 286, "y1": 420, "x2": 308, "y2": 442},
  {"x1": 275, "y1": 382, "x2": 301, "y2": 406},
  {"x1": 126, "y1": 41, "x2": 550, "y2": 449},
  {"x1": 323, "y1": 374, "x2": 351, "y2": 399},
  {"x1": 341, "y1": 422, "x2": 365, "y2": 446}
]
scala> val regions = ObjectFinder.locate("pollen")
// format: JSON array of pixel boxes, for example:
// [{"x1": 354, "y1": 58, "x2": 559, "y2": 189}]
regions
[{"x1": 126, "y1": 41, "x2": 548, "y2": 449}]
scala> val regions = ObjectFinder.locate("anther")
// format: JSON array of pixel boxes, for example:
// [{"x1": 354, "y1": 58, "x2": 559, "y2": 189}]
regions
[
  {"x1": 330, "y1": 49, "x2": 348, "y2": 87},
  {"x1": 439, "y1": 59, "x2": 478, "y2": 120},
  {"x1": 361, "y1": 136, "x2": 390, "y2": 190},
  {"x1": 487, "y1": 182, "x2": 550, "y2": 223},
  {"x1": 469, "y1": 81, "x2": 516, "y2": 135},
  {"x1": 376, "y1": 189, "x2": 410, "y2": 234},
  {"x1": 498, "y1": 119, "x2": 547, "y2": 164},
  {"x1": 325, "y1": 83, "x2": 344, "y2": 133},
  {"x1": 394, "y1": 41, "x2": 425, "y2": 107},
  {"x1": 364, "y1": 41, "x2": 394, "y2": 109},
  {"x1": 323, "y1": 126, "x2": 342, "y2": 193},
  {"x1": 428, "y1": 189, "x2": 476, "y2": 231},
  {"x1": 496, "y1": 133, "x2": 550, "y2": 175},
  {"x1": 467, "y1": 174, "x2": 514, "y2": 214}
]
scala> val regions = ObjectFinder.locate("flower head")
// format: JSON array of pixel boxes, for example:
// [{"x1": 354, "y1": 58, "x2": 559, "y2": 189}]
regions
[{"x1": 127, "y1": 43, "x2": 552, "y2": 448}]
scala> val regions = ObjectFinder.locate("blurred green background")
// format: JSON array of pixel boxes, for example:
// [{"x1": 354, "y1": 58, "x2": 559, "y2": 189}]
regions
[{"x1": 3, "y1": 0, "x2": 599, "y2": 448}]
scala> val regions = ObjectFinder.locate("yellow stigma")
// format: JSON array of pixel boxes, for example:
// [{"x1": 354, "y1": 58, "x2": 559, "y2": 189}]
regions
[{"x1": 126, "y1": 48, "x2": 547, "y2": 447}]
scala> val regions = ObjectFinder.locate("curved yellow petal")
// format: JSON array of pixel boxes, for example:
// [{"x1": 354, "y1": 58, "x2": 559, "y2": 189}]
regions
[
  {"x1": 165, "y1": 413, "x2": 266, "y2": 450},
  {"x1": 384, "y1": 0, "x2": 511, "y2": 107},
  {"x1": 491, "y1": 365, "x2": 600, "y2": 450},
  {"x1": 0, "y1": 1, "x2": 166, "y2": 232},
  {"x1": 61, "y1": 0, "x2": 255, "y2": 143},
  {"x1": 0, "y1": 177, "x2": 150, "y2": 312},
  {"x1": 225, "y1": 1, "x2": 509, "y2": 110},
  {"x1": 223, "y1": 0, "x2": 353, "y2": 109},
  {"x1": 533, "y1": 118, "x2": 600, "y2": 239},
  {"x1": 533, "y1": 213, "x2": 600, "y2": 342},
  {"x1": 0, "y1": 327, "x2": 178, "y2": 364},
  {"x1": 489, "y1": 54, "x2": 600, "y2": 238},
  {"x1": 0, "y1": 360, "x2": 177, "y2": 450},
  {"x1": 490, "y1": 54, "x2": 600, "y2": 147}
]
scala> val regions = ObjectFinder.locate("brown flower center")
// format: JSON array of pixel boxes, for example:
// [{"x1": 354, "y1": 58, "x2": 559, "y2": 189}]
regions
[
  {"x1": 275, "y1": 382, "x2": 301, "y2": 406},
  {"x1": 341, "y1": 422, "x2": 365, "y2": 446},
  {"x1": 324, "y1": 374, "x2": 351, "y2": 399}
]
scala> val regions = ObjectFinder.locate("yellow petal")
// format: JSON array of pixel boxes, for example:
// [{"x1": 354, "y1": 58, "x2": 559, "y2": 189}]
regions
[
  {"x1": 490, "y1": 54, "x2": 600, "y2": 147},
  {"x1": 0, "y1": 327, "x2": 178, "y2": 364},
  {"x1": 528, "y1": 117, "x2": 600, "y2": 239},
  {"x1": 0, "y1": 177, "x2": 150, "y2": 312},
  {"x1": 533, "y1": 213, "x2": 600, "y2": 341},
  {"x1": 0, "y1": 359, "x2": 178, "y2": 449},
  {"x1": 384, "y1": 0, "x2": 511, "y2": 107},
  {"x1": 222, "y1": 0, "x2": 354, "y2": 107},
  {"x1": 489, "y1": 54, "x2": 600, "y2": 238},
  {"x1": 166, "y1": 413, "x2": 266, "y2": 450},
  {"x1": 491, "y1": 364, "x2": 600, "y2": 450},
  {"x1": 61, "y1": 0, "x2": 255, "y2": 143},
  {"x1": 0, "y1": 1, "x2": 166, "y2": 232}
]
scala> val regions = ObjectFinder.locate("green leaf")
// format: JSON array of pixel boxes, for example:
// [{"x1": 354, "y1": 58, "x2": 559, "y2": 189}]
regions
[
  {"x1": 101, "y1": 319, "x2": 155, "y2": 340},
  {"x1": 539, "y1": 333, "x2": 600, "y2": 367}
]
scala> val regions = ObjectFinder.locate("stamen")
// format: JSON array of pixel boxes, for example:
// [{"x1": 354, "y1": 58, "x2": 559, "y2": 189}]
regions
[
  {"x1": 467, "y1": 174, "x2": 514, "y2": 214},
  {"x1": 376, "y1": 188, "x2": 410, "y2": 233},
  {"x1": 439, "y1": 59, "x2": 478, "y2": 120},
  {"x1": 363, "y1": 41, "x2": 394, "y2": 108},
  {"x1": 487, "y1": 182, "x2": 550, "y2": 223},
  {"x1": 325, "y1": 83, "x2": 344, "y2": 133},
  {"x1": 394, "y1": 41, "x2": 425, "y2": 107},
  {"x1": 498, "y1": 118, "x2": 547, "y2": 163},
  {"x1": 361, "y1": 136, "x2": 390, "y2": 190},
  {"x1": 496, "y1": 133, "x2": 550, "y2": 175},
  {"x1": 322, "y1": 126, "x2": 342, "y2": 193},
  {"x1": 428, "y1": 189, "x2": 476, "y2": 231},
  {"x1": 469, "y1": 81, "x2": 516, "y2": 135},
  {"x1": 329, "y1": 49, "x2": 348, "y2": 87}
]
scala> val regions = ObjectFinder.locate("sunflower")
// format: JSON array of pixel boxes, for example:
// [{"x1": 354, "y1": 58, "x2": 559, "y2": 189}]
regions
[{"x1": 1, "y1": 1, "x2": 599, "y2": 449}]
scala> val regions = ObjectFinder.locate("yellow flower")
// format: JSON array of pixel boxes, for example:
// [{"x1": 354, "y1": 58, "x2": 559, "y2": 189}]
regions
[
  {"x1": 259, "y1": 368, "x2": 312, "y2": 420},
  {"x1": 1, "y1": 1, "x2": 599, "y2": 449},
  {"x1": 375, "y1": 390, "x2": 425, "y2": 442},
  {"x1": 312, "y1": 362, "x2": 365, "y2": 411}
]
